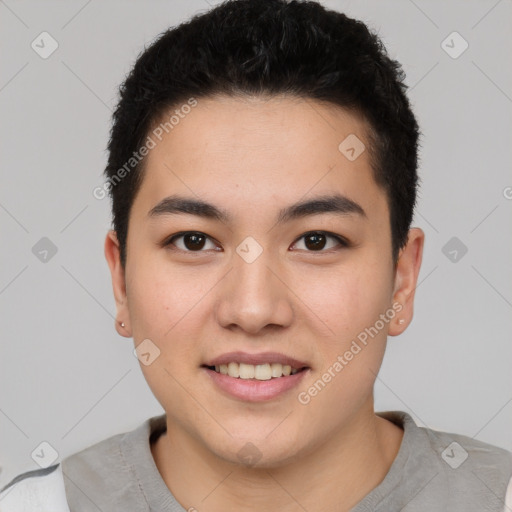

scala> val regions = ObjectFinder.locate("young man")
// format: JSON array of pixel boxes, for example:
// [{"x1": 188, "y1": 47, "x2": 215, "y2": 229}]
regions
[{"x1": 1, "y1": 0, "x2": 511, "y2": 510}]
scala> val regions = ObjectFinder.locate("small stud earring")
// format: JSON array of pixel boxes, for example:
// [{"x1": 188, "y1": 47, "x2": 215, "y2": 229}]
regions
[
  {"x1": 398, "y1": 319, "x2": 405, "y2": 325},
  {"x1": 120, "y1": 322, "x2": 125, "y2": 328}
]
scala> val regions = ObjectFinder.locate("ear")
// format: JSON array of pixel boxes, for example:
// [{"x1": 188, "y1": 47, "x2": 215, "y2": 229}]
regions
[
  {"x1": 104, "y1": 230, "x2": 132, "y2": 338},
  {"x1": 388, "y1": 228, "x2": 424, "y2": 336}
]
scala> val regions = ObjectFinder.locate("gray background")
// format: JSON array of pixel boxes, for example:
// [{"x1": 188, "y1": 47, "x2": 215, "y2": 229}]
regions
[{"x1": 1, "y1": 0, "x2": 511, "y2": 489}]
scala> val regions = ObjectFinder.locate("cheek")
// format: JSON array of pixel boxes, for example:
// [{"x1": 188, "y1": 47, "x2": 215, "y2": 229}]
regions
[
  {"x1": 292, "y1": 259, "x2": 393, "y2": 342},
  {"x1": 126, "y1": 256, "x2": 213, "y2": 342}
]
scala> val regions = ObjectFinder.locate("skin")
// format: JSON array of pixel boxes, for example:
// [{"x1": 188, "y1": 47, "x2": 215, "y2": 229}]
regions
[{"x1": 105, "y1": 95, "x2": 424, "y2": 511}]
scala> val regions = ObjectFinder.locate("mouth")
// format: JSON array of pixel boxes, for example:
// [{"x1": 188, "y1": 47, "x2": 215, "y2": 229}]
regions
[{"x1": 202, "y1": 352, "x2": 310, "y2": 402}]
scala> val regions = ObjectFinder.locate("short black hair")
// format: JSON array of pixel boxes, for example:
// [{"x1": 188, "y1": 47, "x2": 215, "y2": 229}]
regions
[{"x1": 104, "y1": 0, "x2": 420, "y2": 268}]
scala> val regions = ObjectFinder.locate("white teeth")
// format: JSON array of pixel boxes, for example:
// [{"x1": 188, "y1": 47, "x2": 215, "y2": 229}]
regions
[
  {"x1": 254, "y1": 364, "x2": 272, "y2": 380},
  {"x1": 271, "y1": 363, "x2": 283, "y2": 377},
  {"x1": 239, "y1": 363, "x2": 255, "y2": 379},
  {"x1": 227, "y1": 362, "x2": 240, "y2": 378},
  {"x1": 212, "y1": 362, "x2": 302, "y2": 379}
]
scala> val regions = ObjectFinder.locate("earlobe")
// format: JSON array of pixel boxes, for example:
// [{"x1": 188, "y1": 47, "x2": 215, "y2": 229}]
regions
[
  {"x1": 104, "y1": 230, "x2": 132, "y2": 338},
  {"x1": 115, "y1": 319, "x2": 131, "y2": 338},
  {"x1": 389, "y1": 228, "x2": 425, "y2": 336}
]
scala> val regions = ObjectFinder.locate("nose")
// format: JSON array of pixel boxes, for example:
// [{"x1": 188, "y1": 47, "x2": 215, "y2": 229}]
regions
[{"x1": 215, "y1": 251, "x2": 294, "y2": 335}]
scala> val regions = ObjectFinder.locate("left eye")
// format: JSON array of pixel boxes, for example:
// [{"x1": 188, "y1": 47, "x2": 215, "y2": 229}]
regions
[{"x1": 291, "y1": 231, "x2": 347, "y2": 252}]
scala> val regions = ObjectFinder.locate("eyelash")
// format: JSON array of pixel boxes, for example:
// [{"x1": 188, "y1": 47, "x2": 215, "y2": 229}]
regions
[{"x1": 163, "y1": 231, "x2": 350, "y2": 253}]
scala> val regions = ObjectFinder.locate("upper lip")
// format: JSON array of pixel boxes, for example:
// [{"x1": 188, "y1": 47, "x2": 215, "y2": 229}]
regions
[{"x1": 203, "y1": 351, "x2": 309, "y2": 369}]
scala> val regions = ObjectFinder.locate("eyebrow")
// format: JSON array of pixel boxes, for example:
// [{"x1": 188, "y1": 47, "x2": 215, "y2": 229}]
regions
[{"x1": 148, "y1": 193, "x2": 367, "y2": 224}]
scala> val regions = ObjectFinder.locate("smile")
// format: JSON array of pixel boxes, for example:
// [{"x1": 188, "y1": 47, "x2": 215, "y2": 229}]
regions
[
  {"x1": 202, "y1": 352, "x2": 310, "y2": 402},
  {"x1": 207, "y1": 362, "x2": 303, "y2": 380}
]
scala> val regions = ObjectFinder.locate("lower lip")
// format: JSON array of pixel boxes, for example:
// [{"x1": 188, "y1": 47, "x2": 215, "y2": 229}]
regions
[{"x1": 203, "y1": 367, "x2": 309, "y2": 402}]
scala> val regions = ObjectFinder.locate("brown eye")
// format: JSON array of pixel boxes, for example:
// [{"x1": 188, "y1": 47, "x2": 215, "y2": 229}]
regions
[
  {"x1": 292, "y1": 231, "x2": 347, "y2": 252},
  {"x1": 183, "y1": 233, "x2": 206, "y2": 250},
  {"x1": 165, "y1": 232, "x2": 218, "y2": 252},
  {"x1": 304, "y1": 233, "x2": 327, "y2": 250}
]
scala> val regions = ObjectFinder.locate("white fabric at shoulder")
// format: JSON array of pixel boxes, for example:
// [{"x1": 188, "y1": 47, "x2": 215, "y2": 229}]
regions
[
  {"x1": 0, "y1": 464, "x2": 70, "y2": 512},
  {"x1": 505, "y1": 475, "x2": 512, "y2": 512}
]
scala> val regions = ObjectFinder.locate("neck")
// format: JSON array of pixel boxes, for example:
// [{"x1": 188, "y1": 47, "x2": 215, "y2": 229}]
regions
[{"x1": 151, "y1": 402, "x2": 403, "y2": 512}]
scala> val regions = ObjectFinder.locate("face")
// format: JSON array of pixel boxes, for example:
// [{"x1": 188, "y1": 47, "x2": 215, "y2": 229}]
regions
[{"x1": 106, "y1": 95, "x2": 423, "y2": 467}]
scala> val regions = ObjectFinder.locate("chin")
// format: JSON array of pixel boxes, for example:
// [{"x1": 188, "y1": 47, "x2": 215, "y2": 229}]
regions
[{"x1": 207, "y1": 430, "x2": 308, "y2": 470}]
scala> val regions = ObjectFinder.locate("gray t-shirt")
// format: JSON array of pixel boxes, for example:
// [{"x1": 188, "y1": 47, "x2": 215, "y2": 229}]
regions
[{"x1": 2, "y1": 411, "x2": 511, "y2": 511}]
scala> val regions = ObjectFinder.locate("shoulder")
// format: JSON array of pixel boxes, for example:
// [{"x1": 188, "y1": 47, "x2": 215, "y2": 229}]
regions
[
  {"x1": 0, "y1": 416, "x2": 162, "y2": 512},
  {"x1": 419, "y1": 420, "x2": 512, "y2": 476},
  {"x1": 424, "y1": 427, "x2": 512, "y2": 511},
  {"x1": 60, "y1": 415, "x2": 166, "y2": 510},
  {"x1": 380, "y1": 411, "x2": 512, "y2": 511},
  {"x1": 0, "y1": 463, "x2": 70, "y2": 512},
  {"x1": 60, "y1": 427, "x2": 129, "y2": 497}
]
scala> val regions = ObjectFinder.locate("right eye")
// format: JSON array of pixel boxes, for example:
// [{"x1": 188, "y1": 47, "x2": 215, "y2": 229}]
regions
[{"x1": 164, "y1": 231, "x2": 221, "y2": 252}]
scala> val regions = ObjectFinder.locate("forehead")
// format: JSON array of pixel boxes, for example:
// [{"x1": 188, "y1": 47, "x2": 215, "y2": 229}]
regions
[{"x1": 135, "y1": 95, "x2": 386, "y2": 220}]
